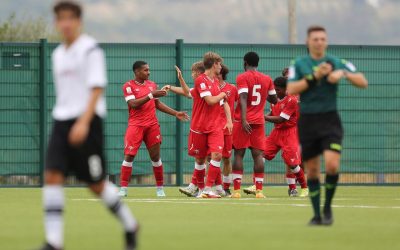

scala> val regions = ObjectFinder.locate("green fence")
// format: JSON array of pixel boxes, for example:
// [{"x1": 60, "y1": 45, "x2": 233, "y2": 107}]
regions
[{"x1": 1, "y1": 40, "x2": 399, "y2": 186}]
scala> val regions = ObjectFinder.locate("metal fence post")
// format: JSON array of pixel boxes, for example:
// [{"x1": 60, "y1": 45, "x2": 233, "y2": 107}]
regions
[
  {"x1": 39, "y1": 39, "x2": 48, "y2": 187},
  {"x1": 175, "y1": 39, "x2": 184, "y2": 186}
]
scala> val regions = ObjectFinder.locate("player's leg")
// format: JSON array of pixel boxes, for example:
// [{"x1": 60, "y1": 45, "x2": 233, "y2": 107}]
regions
[
  {"x1": 251, "y1": 148, "x2": 266, "y2": 198},
  {"x1": 144, "y1": 125, "x2": 164, "y2": 197},
  {"x1": 232, "y1": 148, "x2": 245, "y2": 198},
  {"x1": 89, "y1": 181, "x2": 139, "y2": 250},
  {"x1": 322, "y1": 150, "x2": 341, "y2": 225},
  {"x1": 285, "y1": 165, "x2": 298, "y2": 197},
  {"x1": 221, "y1": 134, "x2": 233, "y2": 195},
  {"x1": 118, "y1": 125, "x2": 143, "y2": 197},
  {"x1": 304, "y1": 156, "x2": 322, "y2": 225}
]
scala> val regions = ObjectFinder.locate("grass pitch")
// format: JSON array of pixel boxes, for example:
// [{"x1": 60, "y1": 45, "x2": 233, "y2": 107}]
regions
[{"x1": 0, "y1": 186, "x2": 399, "y2": 250}]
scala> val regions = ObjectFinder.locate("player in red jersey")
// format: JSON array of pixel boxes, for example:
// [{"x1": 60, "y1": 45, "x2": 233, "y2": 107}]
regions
[
  {"x1": 118, "y1": 61, "x2": 189, "y2": 197},
  {"x1": 188, "y1": 52, "x2": 233, "y2": 198},
  {"x1": 231, "y1": 52, "x2": 277, "y2": 198},
  {"x1": 215, "y1": 64, "x2": 238, "y2": 196},
  {"x1": 264, "y1": 77, "x2": 308, "y2": 197}
]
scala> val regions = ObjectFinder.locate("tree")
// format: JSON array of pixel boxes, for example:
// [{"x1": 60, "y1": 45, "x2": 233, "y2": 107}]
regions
[{"x1": 0, "y1": 13, "x2": 59, "y2": 42}]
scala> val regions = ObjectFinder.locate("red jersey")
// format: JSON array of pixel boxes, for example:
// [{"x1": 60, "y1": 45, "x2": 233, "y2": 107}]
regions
[
  {"x1": 270, "y1": 95, "x2": 299, "y2": 129},
  {"x1": 234, "y1": 70, "x2": 275, "y2": 124},
  {"x1": 122, "y1": 80, "x2": 159, "y2": 126},
  {"x1": 219, "y1": 82, "x2": 238, "y2": 135},
  {"x1": 190, "y1": 73, "x2": 222, "y2": 133}
]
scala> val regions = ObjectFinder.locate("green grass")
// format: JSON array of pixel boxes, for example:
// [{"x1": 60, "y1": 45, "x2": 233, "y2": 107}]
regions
[{"x1": 0, "y1": 186, "x2": 399, "y2": 250}]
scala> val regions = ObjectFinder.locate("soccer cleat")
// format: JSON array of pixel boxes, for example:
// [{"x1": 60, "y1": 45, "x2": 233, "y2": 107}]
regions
[
  {"x1": 308, "y1": 216, "x2": 323, "y2": 226},
  {"x1": 156, "y1": 187, "x2": 166, "y2": 197},
  {"x1": 215, "y1": 189, "x2": 227, "y2": 197},
  {"x1": 179, "y1": 185, "x2": 198, "y2": 197},
  {"x1": 224, "y1": 189, "x2": 232, "y2": 197},
  {"x1": 243, "y1": 185, "x2": 256, "y2": 195},
  {"x1": 322, "y1": 208, "x2": 334, "y2": 226},
  {"x1": 118, "y1": 187, "x2": 128, "y2": 197},
  {"x1": 299, "y1": 188, "x2": 309, "y2": 197},
  {"x1": 231, "y1": 190, "x2": 241, "y2": 198},
  {"x1": 255, "y1": 190, "x2": 266, "y2": 198},
  {"x1": 125, "y1": 227, "x2": 139, "y2": 250},
  {"x1": 200, "y1": 190, "x2": 221, "y2": 198},
  {"x1": 288, "y1": 188, "x2": 298, "y2": 197},
  {"x1": 35, "y1": 243, "x2": 62, "y2": 250}
]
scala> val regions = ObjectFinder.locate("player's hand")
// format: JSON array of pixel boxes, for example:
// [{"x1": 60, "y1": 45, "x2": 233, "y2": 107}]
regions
[
  {"x1": 327, "y1": 70, "x2": 345, "y2": 84},
  {"x1": 176, "y1": 111, "x2": 190, "y2": 121},
  {"x1": 241, "y1": 120, "x2": 252, "y2": 134},
  {"x1": 151, "y1": 90, "x2": 167, "y2": 98},
  {"x1": 224, "y1": 121, "x2": 233, "y2": 134},
  {"x1": 161, "y1": 85, "x2": 171, "y2": 92},
  {"x1": 220, "y1": 92, "x2": 227, "y2": 100},
  {"x1": 68, "y1": 119, "x2": 89, "y2": 146},
  {"x1": 175, "y1": 65, "x2": 183, "y2": 80},
  {"x1": 314, "y1": 62, "x2": 333, "y2": 80}
]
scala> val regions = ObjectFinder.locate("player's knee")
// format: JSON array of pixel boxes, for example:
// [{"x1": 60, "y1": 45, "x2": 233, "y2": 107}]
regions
[
  {"x1": 89, "y1": 181, "x2": 105, "y2": 195},
  {"x1": 124, "y1": 154, "x2": 135, "y2": 162},
  {"x1": 44, "y1": 170, "x2": 64, "y2": 185},
  {"x1": 211, "y1": 153, "x2": 222, "y2": 162}
]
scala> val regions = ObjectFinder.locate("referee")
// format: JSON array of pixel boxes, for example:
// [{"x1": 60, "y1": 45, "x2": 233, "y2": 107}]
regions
[
  {"x1": 37, "y1": 2, "x2": 138, "y2": 250},
  {"x1": 287, "y1": 26, "x2": 368, "y2": 226}
]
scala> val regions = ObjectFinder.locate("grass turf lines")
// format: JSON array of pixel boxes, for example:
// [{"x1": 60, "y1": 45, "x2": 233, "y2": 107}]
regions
[{"x1": 0, "y1": 186, "x2": 399, "y2": 250}]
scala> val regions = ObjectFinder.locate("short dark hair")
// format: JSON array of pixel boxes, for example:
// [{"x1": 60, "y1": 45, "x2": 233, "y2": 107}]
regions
[
  {"x1": 132, "y1": 61, "x2": 148, "y2": 72},
  {"x1": 281, "y1": 67, "x2": 289, "y2": 78},
  {"x1": 220, "y1": 64, "x2": 229, "y2": 81},
  {"x1": 244, "y1": 52, "x2": 259, "y2": 67},
  {"x1": 274, "y1": 77, "x2": 287, "y2": 88},
  {"x1": 53, "y1": 1, "x2": 82, "y2": 18},
  {"x1": 307, "y1": 25, "x2": 326, "y2": 36}
]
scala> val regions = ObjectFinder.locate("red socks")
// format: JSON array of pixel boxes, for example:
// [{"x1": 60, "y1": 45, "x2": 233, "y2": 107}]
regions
[
  {"x1": 286, "y1": 172, "x2": 296, "y2": 190},
  {"x1": 120, "y1": 161, "x2": 133, "y2": 187},
  {"x1": 205, "y1": 160, "x2": 221, "y2": 188},
  {"x1": 291, "y1": 166, "x2": 307, "y2": 189},
  {"x1": 232, "y1": 170, "x2": 243, "y2": 190},
  {"x1": 152, "y1": 160, "x2": 164, "y2": 187},
  {"x1": 254, "y1": 172, "x2": 264, "y2": 190}
]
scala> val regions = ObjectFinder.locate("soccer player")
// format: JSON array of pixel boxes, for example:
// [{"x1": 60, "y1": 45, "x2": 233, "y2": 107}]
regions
[
  {"x1": 188, "y1": 52, "x2": 232, "y2": 198},
  {"x1": 37, "y1": 2, "x2": 138, "y2": 250},
  {"x1": 287, "y1": 25, "x2": 368, "y2": 225},
  {"x1": 215, "y1": 64, "x2": 238, "y2": 196},
  {"x1": 263, "y1": 77, "x2": 308, "y2": 197},
  {"x1": 231, "y1": 52, "x2": 277, "y2": 198},
  {"x1": 118, "y1": 61, "x2": 189, "y2": 197}
]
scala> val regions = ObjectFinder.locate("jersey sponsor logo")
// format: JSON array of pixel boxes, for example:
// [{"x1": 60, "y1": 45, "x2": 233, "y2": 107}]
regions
[
  {"x1": 126, "y1": 87, "x2": 132, "y2": 94},
  {"x1": 200, "y1": 83, "x2": 206, "y2": 90}
]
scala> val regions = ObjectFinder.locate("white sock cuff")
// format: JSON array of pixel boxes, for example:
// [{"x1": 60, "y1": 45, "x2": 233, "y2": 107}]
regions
[
  {"x1": 223, "y1": 175, "x2": 232, "y2": 183},
  {"x1": 291, "y1": 166, "x2": 301, "y2": 173},
  {"x1": 194, "y1": 162, "x2": 206, "y2": 170},
  {"x1": 255, "y1": 177, "x2": 264, "y2": 182},
  {"x1": 122, "y1": 161, "x2": 133, "y2": 167},
  {"x1": 286, "y1": 178, "x2": 296, "y2": 184},
  {"x1": 210, "y1": 160, "x2": 221, "y2": 167},
  {"x1": 151, "y1": 159, "x2": 162, "y2": 167},
  {"x1": 231, "y1": 174, "x2": 242, "y2": 180},
  {"x1": 43, "y1": 185, "x2": 65, "y2": 207}
]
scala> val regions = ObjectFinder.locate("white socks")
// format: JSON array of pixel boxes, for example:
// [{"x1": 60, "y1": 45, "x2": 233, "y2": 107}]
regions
[{"x1": 43, "y1": 185, "x2": 64, "y2": 249}]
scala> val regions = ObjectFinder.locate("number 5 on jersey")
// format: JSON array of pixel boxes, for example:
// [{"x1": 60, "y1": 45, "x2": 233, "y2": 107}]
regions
[{"x1": 251, "y1": 84, "x2": 261, "y2": 106}]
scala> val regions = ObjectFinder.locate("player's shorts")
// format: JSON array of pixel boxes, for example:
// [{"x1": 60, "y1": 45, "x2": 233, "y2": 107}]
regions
[
  {"x1": 264, "y1": 126, "x2": 301, "y2": 166},
  {"x1": 232, "y1": 122, "x2": 265, "y2": 151},
  {"x1": 188, "y1": 129, "x2": 224, "y2": 158},
  {"x1": 46, "y1": 116, "x2": 106, "y2": 184},
  {"x1": 124, "y1": 124, "x2": 162, "y2": 156},
  {"x1": 222, "y1": 134, "x2": 233, "y2": 158},
  {"x1": 298, "y1": 111, "x2": 343, "y2": 161}
]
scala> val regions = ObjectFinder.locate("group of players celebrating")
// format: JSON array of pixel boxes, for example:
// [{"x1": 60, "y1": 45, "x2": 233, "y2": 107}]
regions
[{"x1": 117, "y1": 51, "x2": 309, "y2": 199}]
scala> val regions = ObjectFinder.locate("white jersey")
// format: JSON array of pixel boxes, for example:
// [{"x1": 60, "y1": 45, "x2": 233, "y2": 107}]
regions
[{"x1": 52, "y1": 34, "x2": 107, "y2": 121}]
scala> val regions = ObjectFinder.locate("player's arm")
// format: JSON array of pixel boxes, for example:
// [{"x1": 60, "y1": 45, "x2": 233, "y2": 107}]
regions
[
  {"x1": 69, "y1": 47, "x2": 106, "y2": 146},
  {"x1": 264, "y1": 115, "x2": 286, "y2": 124},
  {"x1": 236, "y1": 76, "x2": 252, "y2": 134},
  {"x1": 127, "y1": 90, "x2": 167, "y2": 109},
  {"x1": 287, "y1": 62, "x2": 333, "y2": 95},
  {"x1": 175, "y1": 65, "x2": 191, "y2": 96},
  {"x1": 223, "y1": 102, "x2": 233, "y2": 134},
  {"x1": 203, "y1": 92, "x2": 226, "y2": 105},
  {"x1": 162, "y1": 85, "x2": 192, "y2": 98},
  {"x1": 155, "y1": 99, "x2": 189, "y2": 121},
  {"x1": 327, "y1": 60, "x2": 368, "y2": 88},
  {"x1": 266, "y1": 97, "x2": 297, "y2": 124}
]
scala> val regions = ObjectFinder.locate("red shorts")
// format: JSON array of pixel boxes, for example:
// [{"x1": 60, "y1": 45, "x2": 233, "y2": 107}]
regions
[
  {"x1": 264, "y1": 126, "x2": 301, "y2": 166},
  {"x1": 232, "y1": 122, "x2": 265, "y2": 151},
  {"x1": 124, "y1": 124, "x2": 162, "y2": 156},
  {"x1": 222, "y1": 134, "x2": 233, "y2": 158},
  {"x1": 188, "y1": 129, "x2": 224, "y2": 158}
]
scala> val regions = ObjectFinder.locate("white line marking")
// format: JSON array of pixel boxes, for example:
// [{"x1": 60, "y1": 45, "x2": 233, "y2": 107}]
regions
[{"x1": 71, "y1": 198, "x2": 400, "y2": 209}]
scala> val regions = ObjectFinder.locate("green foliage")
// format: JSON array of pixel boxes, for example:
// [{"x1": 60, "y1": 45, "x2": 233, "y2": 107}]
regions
[{"x1": 0, "y1": 13, "x2": 59, "y2": 42}]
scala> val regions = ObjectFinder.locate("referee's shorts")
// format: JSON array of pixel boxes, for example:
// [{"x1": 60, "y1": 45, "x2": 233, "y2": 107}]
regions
[
  {"x1": 45, "y1": 115, "x2": 106, "y2": 184},
  {"x1": 298, "y1": 111, "x2": 343, "y2": 161}
]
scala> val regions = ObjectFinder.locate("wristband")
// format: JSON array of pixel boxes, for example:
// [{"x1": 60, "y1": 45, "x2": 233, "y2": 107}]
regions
[{"x1": 148, "y1": 93, "x2": 154, "y2": 99}]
